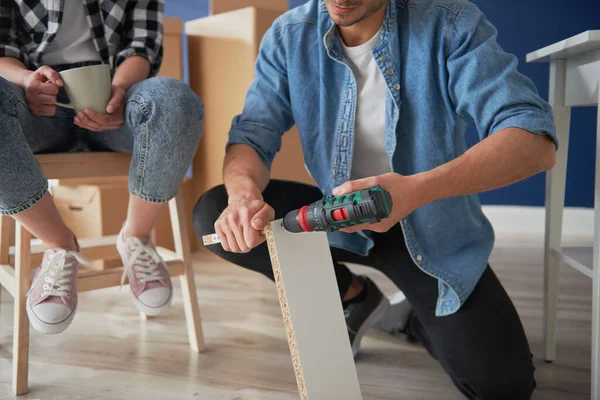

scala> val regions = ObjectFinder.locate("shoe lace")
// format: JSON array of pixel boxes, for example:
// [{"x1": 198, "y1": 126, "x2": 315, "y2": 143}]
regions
[
  {"x1": 28, "y1": 250, "x2": 88, "y2": 302},
  {"x1": 120, "y1": 237, "x2": 165, "y2": 288}
]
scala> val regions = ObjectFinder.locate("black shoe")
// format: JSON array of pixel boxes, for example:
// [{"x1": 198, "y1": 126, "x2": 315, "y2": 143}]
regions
[
  {"x1": 344, "y1": 276, "x2": 390, "y2": 357},
  {"x1": 377, "y1": 292, "x2": 419, "y2": 343}
]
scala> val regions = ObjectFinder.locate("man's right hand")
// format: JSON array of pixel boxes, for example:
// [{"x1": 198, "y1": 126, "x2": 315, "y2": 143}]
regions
[
  {"x1": 24, "y1": 66, "x2": 64, "y2": 116},
  {"x1": 214, "y1": 198, "x2": 275, "y2": 253}
]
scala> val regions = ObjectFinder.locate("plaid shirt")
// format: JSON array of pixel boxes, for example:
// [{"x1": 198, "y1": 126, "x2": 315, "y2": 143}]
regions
[{"x1": 0, "y1": 0, "x2": 164, "y2": 76}]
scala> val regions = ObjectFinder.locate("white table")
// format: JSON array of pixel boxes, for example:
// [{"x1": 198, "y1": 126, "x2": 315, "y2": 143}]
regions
[{"x1": 527, "y1": 30, "x2": 600, "y2": 398}]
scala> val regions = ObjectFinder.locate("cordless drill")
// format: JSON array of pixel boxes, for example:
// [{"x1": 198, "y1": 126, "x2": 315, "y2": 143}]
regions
[
  {"x1": 201, "y1": 186, "x2": 393, "y2": 246},
  {"x1": 282, "y1": 186, "x2": 393, "y2": 233}
]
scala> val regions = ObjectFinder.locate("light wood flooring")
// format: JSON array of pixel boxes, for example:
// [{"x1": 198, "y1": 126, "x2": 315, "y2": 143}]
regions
[{"x1": 0, "y1": 232, "x2": 595, "y2": 399}]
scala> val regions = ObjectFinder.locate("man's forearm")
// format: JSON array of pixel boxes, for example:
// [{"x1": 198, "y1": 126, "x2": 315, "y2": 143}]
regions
[
  {"x1": 418, "y1": 128, "x2": 556, "y2": 205},
  {"x1": 224, "y1": 144, "x2": 270, "y2": 204},
  {"x1": 112, "y1": 56, "x2": 151, "y2": 91},
  {"x1": 0, "y1": 57, "x2": 31, "y2": 87}
]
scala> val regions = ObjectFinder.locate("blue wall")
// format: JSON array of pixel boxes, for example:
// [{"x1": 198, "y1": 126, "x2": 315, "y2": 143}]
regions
[
  {"x1": 164, "y1": 1, "x2": 209, "y2": 83},
  {"x1": 166, "y1": 0, "x2": 598, "y2": 208}
]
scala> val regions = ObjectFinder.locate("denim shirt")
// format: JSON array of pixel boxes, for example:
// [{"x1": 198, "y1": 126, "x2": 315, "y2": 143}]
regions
[{"x1": 227, "y1": 0, "x2": 557, "y2": 316}]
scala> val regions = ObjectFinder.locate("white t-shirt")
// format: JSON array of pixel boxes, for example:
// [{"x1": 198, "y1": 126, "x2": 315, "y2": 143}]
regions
[
  {"x1": 43, "y1": 0, "x2": 101, "y2": 66},
  {"x1": 341, "y1": 28, "x2": 391, "y2": 180}
]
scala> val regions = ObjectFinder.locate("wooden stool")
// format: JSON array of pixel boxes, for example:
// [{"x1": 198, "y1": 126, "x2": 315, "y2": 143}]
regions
[{"x1": 0, "y1": 153, "x2": 205, "y2": 395}]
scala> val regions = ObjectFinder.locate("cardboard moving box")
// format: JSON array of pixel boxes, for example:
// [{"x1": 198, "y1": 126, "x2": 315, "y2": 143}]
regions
[
  {"x1": 51, "y1": 183, "x2": 129, "y2": 270},
  {"x1": 210, "y1": 0, "x2": 287, "y2": 15},
  {"x1": 186, "y1": 8, "x2": 316, "y2": 199}
]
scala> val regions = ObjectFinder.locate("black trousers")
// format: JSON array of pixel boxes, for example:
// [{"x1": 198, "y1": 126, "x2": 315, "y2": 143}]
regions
[{"x1": 193, "y1": 180, "x2": 536, "y2": 400}]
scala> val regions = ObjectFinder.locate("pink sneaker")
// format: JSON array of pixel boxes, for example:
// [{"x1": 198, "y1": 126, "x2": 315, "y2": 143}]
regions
[
  {"x1": 26, "y1": 249, "x2": 86, "y2": 334},
  {"x1": 117, "y1": 232, "x2": 173, "y2": 316}
]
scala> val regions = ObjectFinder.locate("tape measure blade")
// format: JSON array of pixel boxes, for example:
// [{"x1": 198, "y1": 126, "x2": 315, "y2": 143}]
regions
[{"x1": 202, "y1": 233, "x2": 221, "y2": 246}]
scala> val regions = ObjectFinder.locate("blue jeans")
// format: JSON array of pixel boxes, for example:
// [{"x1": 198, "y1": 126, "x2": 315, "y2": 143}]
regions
[{"x1": 0, "y1": 76, "x2": 204, "y2": 215}]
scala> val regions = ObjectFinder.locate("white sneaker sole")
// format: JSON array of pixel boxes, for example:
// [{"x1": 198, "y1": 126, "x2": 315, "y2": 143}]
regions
[
  {"x1": 351, "y1": 296, "x2": 390, "y2": 358},
  {"x1": 26, "y1": 298, "x2": 77, "y2": 335},
  {"x1": 377, "y1": 292, "x2": 411, "y2": 335},
  {"x1": 131, "y1": 289, "x2": 173, "y2": 317}
]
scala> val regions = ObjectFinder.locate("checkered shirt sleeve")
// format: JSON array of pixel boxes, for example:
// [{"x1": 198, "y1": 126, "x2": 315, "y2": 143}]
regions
[
  {"x1": 0, "y1": 0, "x2": 28, "y2": 64},
  {"x1": 114, "y1": 0, "x2": 164, "y2": 77}
]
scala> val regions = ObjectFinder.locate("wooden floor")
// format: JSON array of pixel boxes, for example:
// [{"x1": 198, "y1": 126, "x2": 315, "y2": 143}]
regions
[{"x1": 0, "y1": 232, "x2": 594, "y2": 399}]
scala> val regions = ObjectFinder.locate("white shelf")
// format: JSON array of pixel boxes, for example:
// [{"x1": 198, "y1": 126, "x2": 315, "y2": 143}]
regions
[
  {"x1": 527, "y1": 30, "x2": 600, "y2": 63},
  {"x1": 554, "y1": 247, "x2": 594, "y2": 279}
]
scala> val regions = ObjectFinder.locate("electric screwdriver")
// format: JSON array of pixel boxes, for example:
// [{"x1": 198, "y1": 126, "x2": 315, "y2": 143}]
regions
[
  {"x1": 201, "y1": 186, "x2": 393, "y2": 246},
  {"x1": 282, "y1": 186, "x2": 393, "y2": 233}
]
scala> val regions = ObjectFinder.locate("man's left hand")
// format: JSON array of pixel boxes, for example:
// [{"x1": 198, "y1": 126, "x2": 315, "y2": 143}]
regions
[
  {"x1": 74, "y1": 85, "x2": 126, "y2": 131},
  {"x1": 332, "y1": 172, "x2": 428, "y2": 233}
]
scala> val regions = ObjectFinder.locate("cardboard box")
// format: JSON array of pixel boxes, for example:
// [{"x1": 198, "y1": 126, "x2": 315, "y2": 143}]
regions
[
  {"x1": 210, "y1": 0, "x2": 287, "y2": 15},
  {"x1": 186, "y1": 8, "x2": 316, "y2": 198},
  {"x1": 52, "y1": 177, "x2": 197, "y2": 256},
  {"x1": 51, "y1": 183, "x2": 129, "y2": 269},
  {"x1": 186, "y1": 8, "x2": 317, "y2": 251},
  {"x1": 158, "y1": 18, "x2": 184, "y2": 80}
]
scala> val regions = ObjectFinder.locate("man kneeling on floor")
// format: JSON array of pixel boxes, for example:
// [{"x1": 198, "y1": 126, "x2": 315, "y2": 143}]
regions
[{"x1": 193, "y1": 0, "x2": 557, "y2": 398}]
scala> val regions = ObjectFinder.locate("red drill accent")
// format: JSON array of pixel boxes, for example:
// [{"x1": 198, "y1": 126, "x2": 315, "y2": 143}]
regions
[
  {"x1": 297, "y1": 205, "x2": 313, "y2": 232},
  {"x1": 331, "y1": 208, "x2": 348, "y2": 221}
]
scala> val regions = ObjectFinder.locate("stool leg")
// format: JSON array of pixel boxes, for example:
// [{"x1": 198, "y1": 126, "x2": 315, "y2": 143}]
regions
[
  {"x1": 13, "y1": 222, "x2": 31, "y2": 395},
  {"x1": 0, "y1": 215, "x2": 11, "y2": 264},
  {"x1": 0, "y1": 216, "x2": 13, "y2": 322},
  {"x1": 169, "y1": 190, "x2": 205, "y2": 353},
  {"x1": 544, "y1": 59, "x2": 571, "y2": 363}
]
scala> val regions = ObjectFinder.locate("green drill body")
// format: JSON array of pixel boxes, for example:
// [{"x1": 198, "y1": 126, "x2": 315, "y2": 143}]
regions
[{"x1": 283, "y1": 186, "x2": 393, "y2": 233}]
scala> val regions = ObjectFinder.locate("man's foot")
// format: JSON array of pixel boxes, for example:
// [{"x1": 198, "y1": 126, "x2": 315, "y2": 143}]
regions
[
  {"x1": 26, "y1": 249, "x2": 85, "y2": 334},
  {"x1": 377, "y1": 292, "x2": 418, "y2": 342},
  {"x1": 343, "y1": 276, "x2": 390, "y2": 357},
  {"x1": 117, "y1": 232, "x2": 173, "y2": 316}
]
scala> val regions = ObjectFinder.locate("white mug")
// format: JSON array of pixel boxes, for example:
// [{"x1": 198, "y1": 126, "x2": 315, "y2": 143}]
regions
[{"x1": 56, "y1": 64, "x2": 112, "y2": 114}]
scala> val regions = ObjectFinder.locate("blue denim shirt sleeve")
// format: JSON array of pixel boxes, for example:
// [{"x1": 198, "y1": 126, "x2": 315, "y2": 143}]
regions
[
  {"x1": 447, "y1": 3, "x2": 558, "y2": 147},
  {"x1": 226, "y1": 20, "x2": 295, "y2": 169}
]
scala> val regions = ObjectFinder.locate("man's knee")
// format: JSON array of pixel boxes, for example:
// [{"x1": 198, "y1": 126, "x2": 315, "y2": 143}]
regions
[
  {"x1": 192, "y1": 185, "x2": 228, "y2": 239},
  {"x1": 457, "y1": 362, "x2": 535, "y2": 400}
]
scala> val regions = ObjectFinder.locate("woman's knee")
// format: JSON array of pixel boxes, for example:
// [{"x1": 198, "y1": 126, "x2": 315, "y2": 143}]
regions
[
  {"x1": 127, "y1": 77, "x2": 204, "y2": 141},
  {"x1": 0, "y1": 78, "x2": 26, "y2": 117}
]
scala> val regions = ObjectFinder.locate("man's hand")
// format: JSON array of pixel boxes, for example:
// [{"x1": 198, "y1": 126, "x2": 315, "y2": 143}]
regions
[
  {"x1": 214, "y1": 198, "x2": 275, "y2": 253},
  {"x1": 332, "y1": 173, "x2": 427, "y2": 233},
  {"x1": 74, "y1": 85, "x2": 126, "y2": 131},
  {"x1": 24, "y1": 66, "x2": 64, "y2": 116}
]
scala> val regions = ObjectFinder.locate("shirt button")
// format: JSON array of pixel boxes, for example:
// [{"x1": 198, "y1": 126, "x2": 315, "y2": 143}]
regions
[
  {"x1": 403, "y1": 219, "x2": 407, "y2": 224},
  {"x1": 386, "y1": 68, "x2": 394, "y2": 75},
  {"x1": 379, "y1": 55, "x2": 388, "y2": 62},
  {"x1": 417, "y1": 255, "x2": 423, "y2": 262},
  {"x1": 393, "y1": 83, "x2": 400, "y2": 90}
]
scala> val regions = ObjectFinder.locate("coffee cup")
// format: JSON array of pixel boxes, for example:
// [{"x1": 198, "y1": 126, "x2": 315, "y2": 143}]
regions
[{"x1": 56, "y1": 64, "x2": 112, "y2": 114}]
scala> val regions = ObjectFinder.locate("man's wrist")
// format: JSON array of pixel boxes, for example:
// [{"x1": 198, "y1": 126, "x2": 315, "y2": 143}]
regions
[
  {"x1": 226, "y1": 183, "x2": 263, "y2": 205},
  {"x1": 227, "y1": 191, "x2": 263, "y2": 205},
  {"x1": 412, "y1": 169, "x2": 446, "y2": 206}
]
